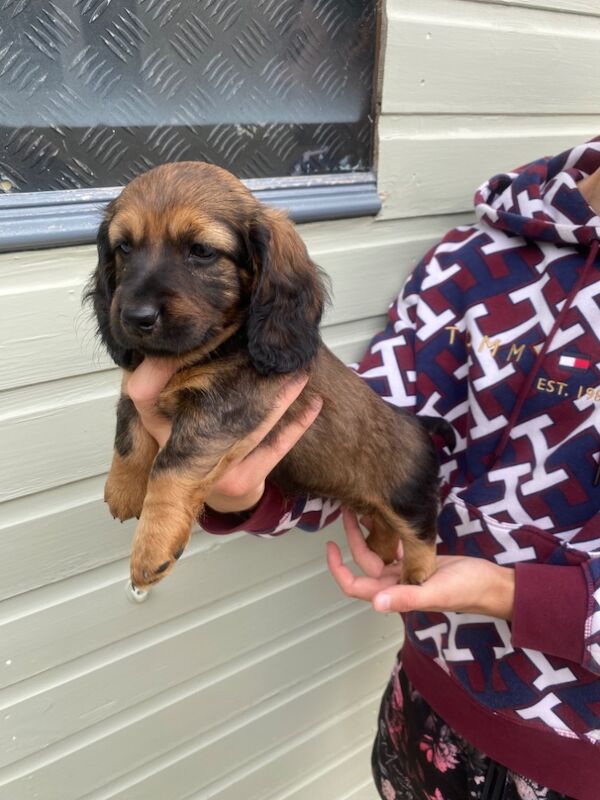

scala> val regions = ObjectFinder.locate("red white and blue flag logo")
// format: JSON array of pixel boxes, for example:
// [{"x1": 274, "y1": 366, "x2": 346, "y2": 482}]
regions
[{"x1": 558, "y1": 353, "x2": 591, "y2": 370}]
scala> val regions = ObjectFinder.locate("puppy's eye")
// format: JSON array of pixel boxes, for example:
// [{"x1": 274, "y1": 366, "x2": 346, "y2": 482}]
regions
[
  {"x1": 117, "y1": 241, "x2": 131, "y2": 255},
  {"x1": 190, "y1": 243, "x2": 217, "y2": 263}
]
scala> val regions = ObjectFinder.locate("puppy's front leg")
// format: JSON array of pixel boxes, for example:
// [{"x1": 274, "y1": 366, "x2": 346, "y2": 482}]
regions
[
  {"x1": 104, "y1": 394, "x2": 159, "y2": 521},
  {"x1": 129, "y1": 413, "x2": 253, "y2": 590}
]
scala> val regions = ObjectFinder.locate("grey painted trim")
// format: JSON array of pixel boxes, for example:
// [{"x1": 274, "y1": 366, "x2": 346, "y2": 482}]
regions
[{"x1": 0, "y1": 174, "x2": 380, "y2": 253}]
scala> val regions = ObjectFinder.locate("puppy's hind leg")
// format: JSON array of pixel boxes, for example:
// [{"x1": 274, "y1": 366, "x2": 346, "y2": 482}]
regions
[
  {"x1": 386, "y1": 456, "x2": 440, "y2": 585},
  {"x1": 399, "y1": 530, "x2": 436, "y2": 586},
  {"x1": 366, "y1": 508, "x2": 436, "y2": 586},
  {"x1": 364, "y1": 512, "x2": 402, "y2": 566}
]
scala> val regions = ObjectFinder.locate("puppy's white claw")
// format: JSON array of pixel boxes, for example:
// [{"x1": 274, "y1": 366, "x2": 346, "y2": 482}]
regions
[{"x1": 126, "y1": 580, "x2": 148, "y2": 604}]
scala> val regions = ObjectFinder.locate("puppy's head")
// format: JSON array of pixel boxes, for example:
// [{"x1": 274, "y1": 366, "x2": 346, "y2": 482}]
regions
[{"x1": 87, "y1": 161, "x2": 326, "y2": 374}]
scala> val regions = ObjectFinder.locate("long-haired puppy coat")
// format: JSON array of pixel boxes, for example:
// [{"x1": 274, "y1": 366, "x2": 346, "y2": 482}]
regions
[{"x1": 88, "y1": 162, "x2": 452, "y2": 592}]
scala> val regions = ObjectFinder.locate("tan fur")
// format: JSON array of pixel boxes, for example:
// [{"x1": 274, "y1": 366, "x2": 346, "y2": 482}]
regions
[
  {"x1": 108, "y1": 209, "x2": 146, "y2": 250},
  {"x1": 104, "y1": 414, "x2": 158, "y2": 522},
  {"x1": 129, "y1": 437, "x2": 257, "y2": 587}
]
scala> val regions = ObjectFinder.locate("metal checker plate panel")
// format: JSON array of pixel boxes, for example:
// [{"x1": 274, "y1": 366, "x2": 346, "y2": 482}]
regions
[{"x1": 0, "y1": 0, "x2": 377, "y2": 192}]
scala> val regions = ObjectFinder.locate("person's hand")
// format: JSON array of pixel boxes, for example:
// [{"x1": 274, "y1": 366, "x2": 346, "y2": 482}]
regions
[
  {"x1": 327, "y1": 510, "x2": 515, "y2": 620},
  {"x1": 125, "y1": 358, "x2": 322, "y2": 514}
]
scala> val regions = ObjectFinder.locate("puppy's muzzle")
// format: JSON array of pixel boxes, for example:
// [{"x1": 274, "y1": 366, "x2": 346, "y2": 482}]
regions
[{"x1": 120, "y1": 304, "x2": 160, "y2": 334}]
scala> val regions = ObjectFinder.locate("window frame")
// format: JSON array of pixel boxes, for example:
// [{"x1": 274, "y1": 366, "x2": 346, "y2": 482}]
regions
[
  {"x1": 0, "y1": 172, "x2": 380, "y2": 253},
  {"x1": 0, "y1": 0, "x2": 384, "y2": 252}
]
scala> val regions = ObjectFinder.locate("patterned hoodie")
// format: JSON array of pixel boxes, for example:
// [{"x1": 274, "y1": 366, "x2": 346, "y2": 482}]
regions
[{"x1": 203, "y1": 139, "x2": 600, "y2": 799}]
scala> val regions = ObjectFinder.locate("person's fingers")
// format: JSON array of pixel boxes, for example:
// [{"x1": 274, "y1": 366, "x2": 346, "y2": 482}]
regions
[
  {"x1": 373, "y1": 557, "x2": 515, "y2": 619},
  {"x1": 343, "y1": 509, "x2": 386, "y2": 578},
  {"x1": 372, "y1": 578, "x2": 445, "y2": 613},
  {"x1": 343, "y1": 509, "x2": 405, "y2": 579},
  {"x1": 226, "y1": 395, "x2": 323, "y2": 484},
  {"x1": 142, "y1": 416, "x2": 172, "y2": 450},
  {"x1": 210, "y1": 395, "x2": 322, "y2": 502},
  {"x1": 127, "y1": 365, "x2": 316, "y2": 475},
  {"x1": 235, "y1": 375, "x2": 312, "y2": 456},
  {"x1": 124, "y1": 358, "x2": 179, "y2": 447},
  {"x1": 202, "y1": 377, "x2": 320, "y2": 509},
  {"x1": 326, "y1": 541, "x2": 398, "y2": 601},
  {"x1": 126, "y1": 357, "x2": 179, "y2": 407}
]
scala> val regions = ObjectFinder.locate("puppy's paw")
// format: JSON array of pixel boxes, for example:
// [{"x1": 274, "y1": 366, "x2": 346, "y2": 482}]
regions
[
  {"x1": 130, "y1": 528, "x2": 187, "y2": 590},
  {"x1": 104, "y1": 474, "x2": 145, "y2": 522},
  {"x1": 400, "y1": 562, "x2": 432, "y2": 586},
  {"x1": 365, "y1": 528, "x2": 400, "y2": 566},
  {"x1": 400, "y1": 544, "x2": 436, "y2": 586}
]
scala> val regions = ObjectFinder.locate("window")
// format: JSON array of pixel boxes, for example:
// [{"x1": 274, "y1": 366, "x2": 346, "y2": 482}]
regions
[{"x1": 0, "y1": 0, "x2": 380, "y2": 249}]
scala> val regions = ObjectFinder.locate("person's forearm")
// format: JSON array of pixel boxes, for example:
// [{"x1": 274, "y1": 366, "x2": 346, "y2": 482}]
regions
[
  {"x1": 201, "y1": 482, "x2": 288, "y2": 534},
  {"x1": 205, "y1": 483, "x2": 265, "y2": 514},
  {"x1": 481, "y1": 563, "x2": 515, "y2": 621}
]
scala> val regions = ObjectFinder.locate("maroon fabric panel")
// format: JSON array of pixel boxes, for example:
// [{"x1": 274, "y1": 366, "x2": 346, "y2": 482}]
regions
[{"x1": 512, "y1": 563, "x2": 587, "y2": 664}]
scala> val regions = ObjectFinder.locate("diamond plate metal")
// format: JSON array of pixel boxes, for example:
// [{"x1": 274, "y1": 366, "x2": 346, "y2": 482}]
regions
[{"x1": 0, "y1": 0, "x2": 377, "y2": 192}]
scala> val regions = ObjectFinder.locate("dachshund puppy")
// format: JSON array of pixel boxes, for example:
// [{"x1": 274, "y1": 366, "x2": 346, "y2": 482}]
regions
[{"x1": 87, "y1": 162, "x2": 452, "y2": 592}]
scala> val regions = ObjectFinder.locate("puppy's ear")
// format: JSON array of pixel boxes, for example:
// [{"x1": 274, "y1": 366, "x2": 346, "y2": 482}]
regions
[
  {"x1": 247, "y1": 208, "x2": 327, "y2": 376},
  {"x1": 84, "y1": 210, "x2": 135, "y2": 369}
]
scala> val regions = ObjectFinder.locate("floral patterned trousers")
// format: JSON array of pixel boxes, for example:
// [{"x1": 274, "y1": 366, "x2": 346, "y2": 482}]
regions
[{"x1": 372, "y1": 660, "x2": 573, "y2": 800}]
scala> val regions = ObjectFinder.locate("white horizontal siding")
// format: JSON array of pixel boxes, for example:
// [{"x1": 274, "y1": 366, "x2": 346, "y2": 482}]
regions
[
  {"x1": 0, "y1": 377, "x2": 116, "y2": 502},
  {"x1": 0, "y1": 530, "x2": 344, "y2": 689},
  {"x1": 186, "y1": 712, "x2": 376, "y2": 800},
  {"x1": 0, "y1": 610, "x2": 392, "y2": 800},
  {"x1": 0, "y1": 247, "x2": 112, "y2": 391},
  {"x1": 383, "y1": 0, "x2": 600, "y2": 114},
  {"x1": 0, "y1": 554, "x2": 356, "y2": 761},
  {"x1": 78, "y1": 665, "x2": 383, "y2": 800},
  {"x1": 475, "y1": 0, "x2": 600, "y2": 15},
  {"x1": 378, "y1": 115, "x2": 600, "y2": 219},
  {"x1": 0, "y1": 476, "x2": 132, "y2": 603}
]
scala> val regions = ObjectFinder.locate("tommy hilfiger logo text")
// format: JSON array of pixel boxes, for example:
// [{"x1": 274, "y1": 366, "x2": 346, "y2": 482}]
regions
[
  {"x1": 445, "y1": 327, "x2": 542, "y2": 362},
  {"x1": 445, "y1": 327, "x2": 598, "y2": 401},
  {"x1": 445, "y1": 328, "x2": 592, "y2": 369}
]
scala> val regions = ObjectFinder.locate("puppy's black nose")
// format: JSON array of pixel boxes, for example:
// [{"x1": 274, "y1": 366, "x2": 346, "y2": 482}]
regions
[{"x1": 121, "y1": 305, "x2": 159, "y2": 333}]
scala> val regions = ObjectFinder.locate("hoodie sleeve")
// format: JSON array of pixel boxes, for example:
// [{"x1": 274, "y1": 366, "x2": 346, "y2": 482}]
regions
[
  {"x1": 511, "y1": 558, "x2": 600, "y2": 674},
  {"x1": 511, "y1": 562, "x2": 587, "y2": 665},
  {"x1": 200, "y1": 481, "x2": 342, "y2": 537}
]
